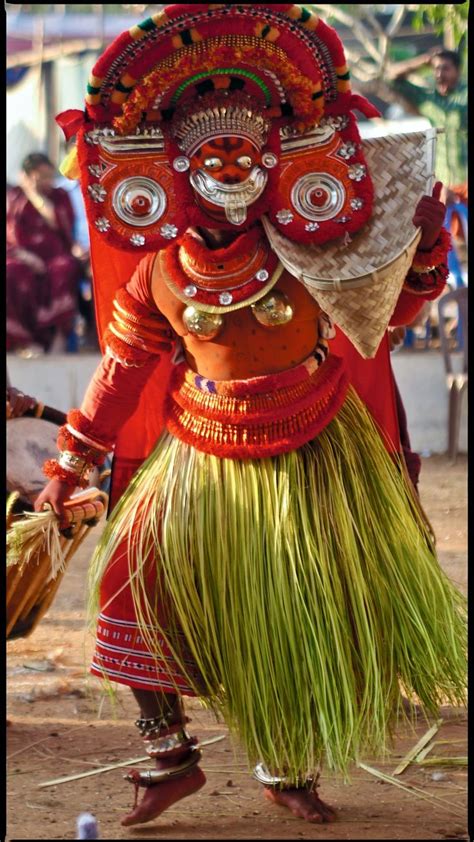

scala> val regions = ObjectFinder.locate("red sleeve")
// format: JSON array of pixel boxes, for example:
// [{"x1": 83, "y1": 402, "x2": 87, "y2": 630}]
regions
[
  {"x1": 389, "y1": 289, "x2": 433, "y2": 326},
  {"x1": 79, "y1": 353, "x2": 163, "y2": 447},
  {"x1": 77, "y1": 254, "x2": 174, "y2": 449},
  {"x1": 390, "y1": 281, "x2": 447, "y2": 326},
  {"x1": 118, "y1": 251, "x2": 156, "y2": 306}
]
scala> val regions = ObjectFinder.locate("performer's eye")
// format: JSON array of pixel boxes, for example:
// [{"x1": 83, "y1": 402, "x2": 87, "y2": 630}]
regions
[
  {"x1": 236, "y1": 156, "x2": 253, "y2": 170},
  {"x1": 204, "y1": 157, "x2": 223, "y2": 171}
]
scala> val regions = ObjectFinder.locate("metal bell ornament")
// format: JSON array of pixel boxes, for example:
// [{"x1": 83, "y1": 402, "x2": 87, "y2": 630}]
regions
[
  {"x1": 182, "y1": 306, "x2": 224, "y2": 340},
  {"x1": 251, "y1": 290, "x2": 294, "y2": 328}
]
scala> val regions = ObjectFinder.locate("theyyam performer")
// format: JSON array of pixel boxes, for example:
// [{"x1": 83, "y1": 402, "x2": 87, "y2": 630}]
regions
[{"x1": 36, "y1": 3, "x2": 466, "y2": 828}]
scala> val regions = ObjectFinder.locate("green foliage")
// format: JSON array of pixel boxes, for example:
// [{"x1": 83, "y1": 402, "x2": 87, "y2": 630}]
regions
[{"x1": 412, "y1": 3, "x2": 469, "y2": 59}]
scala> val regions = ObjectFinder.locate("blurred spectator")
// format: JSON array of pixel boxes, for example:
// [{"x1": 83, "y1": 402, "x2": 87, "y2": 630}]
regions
[
  {"x1": 56, "y1": 149, "x2": 98, "y2": 349},
  {"x1": 388, "y1": 49, "x2": 467, "y2": 240},
  {"x1": 6, "y1": 152, "x2": 85, "y2": 354}
]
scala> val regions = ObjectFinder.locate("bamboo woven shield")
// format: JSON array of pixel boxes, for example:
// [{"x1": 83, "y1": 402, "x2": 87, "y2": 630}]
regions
[{"x1": 262, "y1": 128, "x2": 438, "y2": 358}]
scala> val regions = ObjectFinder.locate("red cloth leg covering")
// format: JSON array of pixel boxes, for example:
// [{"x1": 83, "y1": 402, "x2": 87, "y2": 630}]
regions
[{"x1": 90, "y1": 535, "x2": 200, "y2": 695}]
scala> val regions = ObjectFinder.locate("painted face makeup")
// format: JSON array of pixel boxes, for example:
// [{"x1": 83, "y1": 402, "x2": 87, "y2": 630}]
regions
[{"x1": 189, "y1": 137, "x2": 268, "y2": 225}]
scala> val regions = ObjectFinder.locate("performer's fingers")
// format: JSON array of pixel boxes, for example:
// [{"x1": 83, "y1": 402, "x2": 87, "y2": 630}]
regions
[
  {"x1": 432, "y1": 181, "x2": 443, "y2": 200},
  {"x1": 416, "y1": 197, "x2": 445, "y2": 213},
  {"x1": 413, "y1": 212, "x2": 444, "y2": 227}
]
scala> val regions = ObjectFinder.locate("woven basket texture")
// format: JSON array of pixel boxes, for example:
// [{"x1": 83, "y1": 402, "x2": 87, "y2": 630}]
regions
[{"x1": 263, "y1": 129, "x2": 437, "y2": 357}]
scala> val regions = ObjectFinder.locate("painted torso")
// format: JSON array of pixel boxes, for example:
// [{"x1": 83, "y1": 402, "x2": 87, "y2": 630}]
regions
[{"x1": 152, "y1": 249, "x2": 322, "y2": 381}]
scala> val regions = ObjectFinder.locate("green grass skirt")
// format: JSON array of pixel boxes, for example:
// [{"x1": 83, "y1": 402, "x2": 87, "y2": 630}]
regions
[{"x1": 89, "y1": 386, "x2": 466, "y2": 782}]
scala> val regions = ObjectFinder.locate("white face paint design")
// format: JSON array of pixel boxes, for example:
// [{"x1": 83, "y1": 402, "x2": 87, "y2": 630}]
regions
[{"x1": 189, "y1": 166, "x2": 268, "y2": 226}]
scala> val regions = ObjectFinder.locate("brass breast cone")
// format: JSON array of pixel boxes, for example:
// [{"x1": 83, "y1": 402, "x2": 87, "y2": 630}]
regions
[
  {"x1": 251, "y1": 290, "x2": 294, "y2": 328},
  {"x1": 183, "y1": 306, "x2": 224, "y2": 340}
]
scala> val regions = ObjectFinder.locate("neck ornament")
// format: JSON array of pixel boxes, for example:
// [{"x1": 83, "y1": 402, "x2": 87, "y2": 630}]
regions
[{"x1": 161, "y1": 229, "x2": 283, "y2": 314}]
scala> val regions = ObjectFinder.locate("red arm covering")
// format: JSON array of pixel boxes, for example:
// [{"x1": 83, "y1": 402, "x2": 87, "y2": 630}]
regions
[
  {"x1": 389, "y1": 286, "x2": 441, "y2": 327},
  {"x1": 391, "y1": 229, "x2": 450, "y2": 325},
  {"x1": 79, "y1": 354, "x2": 164, "y2": 448},
  {"x1": 333, "y1": 230, "x2": 450, "y2": 453},
  {"x1": 78, "y1": 254, "x2": 176, "y2": 507}
]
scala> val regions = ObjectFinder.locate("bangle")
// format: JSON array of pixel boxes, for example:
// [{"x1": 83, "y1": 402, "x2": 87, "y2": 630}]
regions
[
  {"x1": 413, "y1": 228, "x2": 451, "y2": 269},
  {"x1": 43, "y1": 459, "x2": 91, "y2": 488},
  {"x1": 57, "y1": 422, "x2": 109, "y2": 465},
  {"x1": 411, "y1": 262, "x2": 438, "y2": 274},
  {"x1": 58, "y1": 450, "x2": 91, "y2": 475},
  {"x1": 66, "y1": 409, "x2": 113, "y2": 454},
  {"x1": 404, "y1": 263, "x2": 449, "y2": 296}
]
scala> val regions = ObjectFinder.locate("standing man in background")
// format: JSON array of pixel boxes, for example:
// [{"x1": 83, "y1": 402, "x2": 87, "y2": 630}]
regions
[{"x1": 389, "y1": 49, "x2": 467, "y2": 240}]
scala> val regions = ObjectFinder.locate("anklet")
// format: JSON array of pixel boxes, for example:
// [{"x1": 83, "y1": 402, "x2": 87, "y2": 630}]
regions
[
  {"x1": 134, "y1": 712, "x2": 189, "y2": 739},
  {"x1": 253, "y1": 762, "x2": 318, "y2": 792},
  {"x1": 145, "y1": 728, "x2": 197, "y2": 758},
  {"x1": 124, "y1": 749, "x2": 202, "y2": 788}
]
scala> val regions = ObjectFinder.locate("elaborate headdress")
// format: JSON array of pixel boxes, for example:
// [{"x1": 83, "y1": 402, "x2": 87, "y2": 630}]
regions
[
  {"x1": 57, "y1": 4, "x2": 435, "y2": 359},
  {"x1": 58, "y1": 4, "x2": 380, "y2": 260}
]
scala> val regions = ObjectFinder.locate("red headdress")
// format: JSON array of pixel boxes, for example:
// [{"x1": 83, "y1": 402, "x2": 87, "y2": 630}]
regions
[{"x1": 57, "y1": 4, "x2": 381, "y2": 345}]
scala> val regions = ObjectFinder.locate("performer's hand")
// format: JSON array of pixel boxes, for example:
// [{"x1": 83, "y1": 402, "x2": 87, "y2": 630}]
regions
[
  {"x1": 6, "y1": 387, "x2": 36, "y2": 418},
  {"x1": 34, "y1": 479, "x2": 76, "y2": 529},
  {"x1": 413, "y1": 181, "x2": 445, "y2": 251}
]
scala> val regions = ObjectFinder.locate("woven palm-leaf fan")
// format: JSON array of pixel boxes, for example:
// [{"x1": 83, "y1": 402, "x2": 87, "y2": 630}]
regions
[{"x1": 263, "y1": 128, "x2": 438, "y2": 358}]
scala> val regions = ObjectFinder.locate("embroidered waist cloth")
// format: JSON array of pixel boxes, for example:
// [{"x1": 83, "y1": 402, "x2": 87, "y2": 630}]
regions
[{"x1": 165, "y1": 350, "x2": 349, "y2": 459}]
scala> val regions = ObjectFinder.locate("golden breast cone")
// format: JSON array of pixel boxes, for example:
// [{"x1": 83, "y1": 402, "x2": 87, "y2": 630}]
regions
[
  {"x1": 182, "y1": 306, "x2": 224, "y2": 340},
  {"x1": 251, "y1": 290, "x2": 294, "y2": 328}
]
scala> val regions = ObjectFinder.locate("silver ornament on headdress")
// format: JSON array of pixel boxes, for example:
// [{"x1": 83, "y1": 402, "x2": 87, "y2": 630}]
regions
[{"x1": 170, "y1": 95, "x2": 271, "y2": 157}]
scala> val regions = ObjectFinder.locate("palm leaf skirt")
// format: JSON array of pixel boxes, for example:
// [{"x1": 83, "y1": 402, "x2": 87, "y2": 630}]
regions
[{"x1": 88, "y1": 386, "x2": 466, "y2": 782}]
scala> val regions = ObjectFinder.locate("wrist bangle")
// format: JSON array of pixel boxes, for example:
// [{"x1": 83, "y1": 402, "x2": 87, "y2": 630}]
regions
[
  {"x1": 58, "y1": 451, "x2": 92, "y2": 476},
  {"x1": 411, "y1": 262, "x2": 438, "y2": 274},
  {"x1": 404, "y1": 263, "x2": 449, "y2": 295},
  {"x1": 43, "y1": 459, "x2": 90, "y2": 488}
]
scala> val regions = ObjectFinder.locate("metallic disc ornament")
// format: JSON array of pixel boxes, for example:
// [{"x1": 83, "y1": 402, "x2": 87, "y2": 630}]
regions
[
  {"x1": 172, "y1": 156, "x2": 190, "y2": 172},
  {"x1": 113, "y1": 176, "x2": 167, "y2": 227},
  {"x1": 291, "y1": 173, "x2": 345, "y2": 222},
  {"x1": 261, "y1": 152, "x2": 279, "y2": 169},
  {"x1": 251, "y1": 290, "x2": 294, "y2": 328},
  {"x1": 182, "y1": 306, "x2": 224, "y2": 340}
]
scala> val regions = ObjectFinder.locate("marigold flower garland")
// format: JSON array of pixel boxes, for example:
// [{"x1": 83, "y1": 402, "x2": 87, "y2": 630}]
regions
[{"x1": 113, "y1": 40, "x2": 323, "y2": 136}]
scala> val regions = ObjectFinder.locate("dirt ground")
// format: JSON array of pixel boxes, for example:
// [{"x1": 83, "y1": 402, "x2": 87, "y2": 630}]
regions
[{"x1": 6, "y1": 455, "x2": 468, "y2": 841}]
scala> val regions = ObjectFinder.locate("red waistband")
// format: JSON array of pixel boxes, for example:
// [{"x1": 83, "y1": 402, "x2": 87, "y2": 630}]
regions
[{"x1": 165, "y1": 354, "x2": 349, "y2": 459}]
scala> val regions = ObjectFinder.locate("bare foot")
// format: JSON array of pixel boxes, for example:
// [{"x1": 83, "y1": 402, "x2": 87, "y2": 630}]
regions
[
  {"x1": 121, "y1": 766, "x2": 206, "y2": 826},
  {"x1": 264, "y1": 786, "x2": 337, "y2": 823}
]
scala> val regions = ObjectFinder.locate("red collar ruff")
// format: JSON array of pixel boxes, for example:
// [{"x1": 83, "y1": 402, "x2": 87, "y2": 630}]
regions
[{"x1": 160, "y1": 228, "x2": 283, "y2": 313}]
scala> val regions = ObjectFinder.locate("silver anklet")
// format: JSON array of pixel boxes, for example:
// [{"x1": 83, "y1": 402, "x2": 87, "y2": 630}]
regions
[
  {"x1": 134, "y1": 712, "x2": 176, "y2": 739},
  {"x1": 124, "y1": 749, "x2": 202, "y2": 788},
  {"x1": 253, "y1": 762, "x2": 317, "y2": 791},
  {"x1": 145, "y1": 728, "x2": 194, "y2": 757}
]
